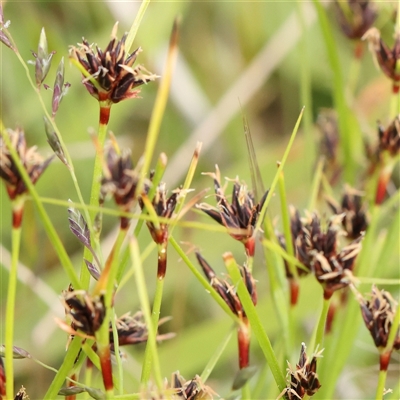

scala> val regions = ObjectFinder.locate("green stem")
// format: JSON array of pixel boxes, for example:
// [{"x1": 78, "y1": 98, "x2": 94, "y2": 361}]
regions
[
  {"x1": 5, "y1": 204, "x2": 23, "y2": 400},
  {"x1": 309, "y1": 297, "x2": 330, "y2": 352},
  {"x1": 82, "y1": 113, "x2": 110, "y2": 289},
  {"x1": 129, "y1": 238, "x2": 163, "y2": 391},
  {"x1": 278, "y1": 172, "x2": 298, "y2": 284},
  {"x1": 200, "y1": 325, "x2": 235, "y2": 383},
  {"x1": 375, "y1": 368, "x2": 388, "y2": 400},
  {"x1": 241, "y1": 382, "x2": 251, "y2": 400},
  {"x1": 141, "y1": 277, "x2": 165, "y2": 386},
  {"x1": 43, "y1": 336, "x2": 84, "y2": 400}
]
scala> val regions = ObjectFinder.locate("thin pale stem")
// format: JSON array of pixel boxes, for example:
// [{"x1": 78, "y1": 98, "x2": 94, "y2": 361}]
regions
[
  {"x1": 375, "y1": 368, "x2": 388, "y2": 400},
  {"x1": 310, "y1": 297, "x2": 331, "y2": 352},
  {"x1": 129, "y1": 238, "x2": 163, "y2": 391},
  {"x1": 5, "y1": 203, "x2": 23, "y2": 400},
  {"x1": 141, "y1": 276, "x2": 165, "y2": 386}
]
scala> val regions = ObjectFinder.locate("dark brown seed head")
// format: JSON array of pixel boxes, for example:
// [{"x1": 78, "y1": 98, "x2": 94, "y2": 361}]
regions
[
  {"x1": 101, "y1": 143, "x2": 140, "y2": 220},
  {"x1": 377, "y1": 116, "x2": 400, "y2": 157},
  {"x1": 358, "y1": 285, "x2": 400, "y2": 350},
  {"x1": 363, "y1": 27, "x2": 400, "y2": 87},
  {"x1": 196, "y1": 165, "x2": 268, "y2": 256},
  {"x1": 195, "y1": 252, "x2": 257, "y2": 318},
  {"x1": 335, "y1": 0, "x2": 377, "y2": 40},
  {"x1": 62, "y1": 288, "x2": 106, "y2": 337},
  {"x1": 69, "y1": 23, "x2": 157, "y2": 104},
  {"x1": 0, "y1": 128, "x2": 53, "y2": 200},
  {"x1": 139, "y1": 183, "x2": 182, "y2": 245},
  {"x1": 285, "y1": 343, "x2": 322, "y2": 399},
  {"x1": 171, "y1": 371, "x2": 216, "y2": 400},
  {"x1": 326, "y1": 186, "x2": 369, "y2": 240}
]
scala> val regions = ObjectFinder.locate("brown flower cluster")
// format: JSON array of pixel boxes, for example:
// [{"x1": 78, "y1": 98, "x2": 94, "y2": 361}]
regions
[
  {"x1": 70, "y1": 23, "x2": 157, "y2": 104},
  {"x1": 335, "y1": 0, "x2": 377, "y2": 40},
  {"x1": 196, "y1": 165, "x2": 268, "y2": 257},
  {"x1": 278, "y1": 209, "x2": 362, "y2": 300},
  {"x1": 0, "y1": 128, "x2": 53, "y2": 200},
  {"x1": 358, "y1": 285, "x2": 400, "y2": 351},
  {"x1": 283, "y1": 343, "x2": 322, "y2": 400},
  {"x1": 326, "y1": 186, "x2": 368, "y2": 240}
]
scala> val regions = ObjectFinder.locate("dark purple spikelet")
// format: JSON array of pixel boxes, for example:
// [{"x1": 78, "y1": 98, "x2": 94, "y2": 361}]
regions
[
  {"x1": 196, "y1": 165, "x2": 268, "y2": 257},
  {"x1": 171, "y1": 371, "x2": 216, "y2": 400},
  {"x1": 101, "y1": 142, "x2": 140, "y2": 229},
  {"x1": 334, "y1": 0, "x2": 377, "y2": 40},
  {"x1": 377, "y1": 116, "x2": 400, "y2": 157},
  {"x1": 363, "y1": 27, "x2": 400, "y2": 92},
  {"x1": 326, "y1": 186, "x2": 369, "y2": 240},
  {"x1": 0, "y1": 128, "x2": 53, "y2": 200},
  {"x1": 52, "y1": 57, "x2": 70, "y2": 118},
  {"x1": 358, "y1": 286, "x2": 400, "y2": 351},
  {"x1": 62, "y1": 287, "x2": 106, "y2": 337},
  {"x1": 69, "y1": 23, "x2": 157, "y2": 104},
  {"x1": 284, "y1": 343, "x2": 322, "y2": 400}
]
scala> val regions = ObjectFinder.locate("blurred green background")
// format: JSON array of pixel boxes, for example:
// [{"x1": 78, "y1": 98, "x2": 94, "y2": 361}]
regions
[{"x1": 0, "y1": 1, "x2": 399, "y2": 399}]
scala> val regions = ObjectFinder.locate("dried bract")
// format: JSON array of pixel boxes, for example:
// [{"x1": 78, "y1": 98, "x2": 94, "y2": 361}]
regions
[
  {"x1": 0, "y1": 128, "x2": 53, "y2": 200},
  {"x1": 196, "y1": 165, "x2": 268, "y2": 257},
  {"x1": 69, "y1": 23, "x2": 157, "y2": 104}
]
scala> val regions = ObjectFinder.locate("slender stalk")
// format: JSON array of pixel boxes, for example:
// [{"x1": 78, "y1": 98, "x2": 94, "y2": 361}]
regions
[
  {"x1": 309, "y1": 297, "x2": 331, "y2": 352},
  {"x1": 200, "y1": 325, "x2": 235, "y2": 383},
  {"x1": 129, "y1": 238, "x2": 163, "y2": 390},
  {"x1": 136, "y1": 17, "x2": 180, "y2": 196},
  {"x1": 278, "y1": 171, "x2": 298, "y2": 306},
  {"x1": 82, "y1": 107, "x2": 110, "y2": 288},
  {"x1": 43, "y1": 337, "x2": 84, "y2": 400},
  {"x1": 5, "y1": 201, "x2": 24, "y2": 400},
  {"x1": 375, "y1": 368, "x2": 388, "y2": 400},
  {"x1": 111, "y1": 310, "x2": 124, "y2": 396},
  {"x1": 141, "y1": 277, "x2": 165, "y2": 386}
]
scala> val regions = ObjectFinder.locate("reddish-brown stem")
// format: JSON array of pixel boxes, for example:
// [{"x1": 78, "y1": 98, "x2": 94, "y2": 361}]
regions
[
  {"x1": 157, "y1": 242, "x2": 167, "y2": 280},
  {"x1": 120, "y1": 216, "x2": 130, "y2": 230},
  {"x1": 65, "y1": 373, "x2": 77, "y2": 400},
  {"x1": 98, "y1": 346, "x2": 113, "y2": 391},
  {"x1": 12, "y1": 207, "x2": 24, "y2": 229},
  {"x1": 375, "y1": 167, "x2": 391, "y2": 205},
  {"x1": 244, "y1": 237, "x2": 255, "y2": 258},
  {"x1": 238, "y1": 319, "x2": 250, "y2": 369},
  {"x1": 289, "y1": 279, "x2": 299, "y2": 307},
  {"x1": 99, "y1": 105, "x2": 111, "y2": 125},
  {"x1": 379, "y1": 350, "x2": 392, "y2": 371},
  {"x1": 325, "y1": 301, "x2": 337, "y2": 334},
  {"x1": 392, "y1": 83, "x2": 400, "y2": 94},
  {"x1": 354, "y1": 41, "x2": 364, "y2": 60}
]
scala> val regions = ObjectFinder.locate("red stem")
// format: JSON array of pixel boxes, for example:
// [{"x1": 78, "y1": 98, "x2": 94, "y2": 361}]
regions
[
  {"x1": 99, "y1": 105, "x2": 111, "y2": 125},
  {"x1": 157, "y1": 242, "x2": 167, "y2": 280},
  {"x1": 65, "y1": 373, "x2": 77, "y2": 400},
  {"x1": 289, "y1": 279, "x2": 299, "y2": 307},
  {"x1": 12, "y1": 207, "x2": 24, "y2": 229},
  {"x1": 379, "y1": 351, "x2": 392, "y2": 371},
  {"x1": 238, "y1": 319, "x2": 250, "y2": 369},
  {"x1": 244, "y1": 237, "x2": 255, "y2": 257},
  {"x1": 98, "y1": 346, "x2": 113, "y2": 391}
]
